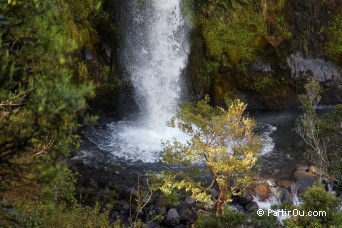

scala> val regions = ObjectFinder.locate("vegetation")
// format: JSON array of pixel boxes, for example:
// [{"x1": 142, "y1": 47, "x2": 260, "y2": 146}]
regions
[
  {"x1": 296, "y1": 79, "x2": 342, "y2": 186},
  {"x1": 1, "y1": 0, "x2": 342, "y2": 227},
  {"x1": 160, "y1": 95, "x2": 262, "y2": 216},
  {"x1": 285, "y1": 185, "x2": 342, "y2": 227},
  {"x1": 0, "y1": 0, "x2": 112, "y2": 226},
  {"x1": 325, "y1": 12, "x2": 342, "y2": 59}
]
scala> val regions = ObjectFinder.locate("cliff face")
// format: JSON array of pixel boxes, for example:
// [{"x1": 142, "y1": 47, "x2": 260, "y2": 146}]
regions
[
  {"x1": 87, "y1": 0, "x2": 341, "y2": 111},
  {"x1": 185, "y1": 0, "x2": 342, "y2": 109}
]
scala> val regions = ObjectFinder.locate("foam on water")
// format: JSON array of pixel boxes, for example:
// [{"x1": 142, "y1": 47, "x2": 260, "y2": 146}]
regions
[
  {"x1": 84, "y1": 0, "x2": 276, "y2": 163},
  {"x1": 257, "y1": 123, "x2": 277, "y2": 156}
]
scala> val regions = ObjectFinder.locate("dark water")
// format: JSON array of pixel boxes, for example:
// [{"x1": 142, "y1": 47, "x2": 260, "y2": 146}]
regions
[{"x1": 72, "y1": 108, "x2": 316, "y2": 185}]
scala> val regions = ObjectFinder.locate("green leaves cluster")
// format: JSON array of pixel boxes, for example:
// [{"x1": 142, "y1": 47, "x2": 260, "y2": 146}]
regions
[
  {"x1": 198, "y1": 1, "x2": 266, "y2": 64},
  {"x1": 296, "y1": 80, "x2": 342, "y2": 183},
  {"x1": 0, "y1": 0, "x2": 98, "y2": 224},
  {"x1": 285, "y1": 185, "x2": 342, "y2": 227},
  {"x1": 160, "y1": 95, "x2": 262, "y2": 216},
  {"x1": 325, "y1": 12, "x2": 342, "y2": 59}
]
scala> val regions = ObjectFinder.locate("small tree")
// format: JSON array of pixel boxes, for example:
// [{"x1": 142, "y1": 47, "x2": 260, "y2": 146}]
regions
[
  {"x1": 295, "y1": 79, "x2": 329, "y2": 177},
  {"x1": 160, "y1": 96, "x2": 262, "y2": 216}
]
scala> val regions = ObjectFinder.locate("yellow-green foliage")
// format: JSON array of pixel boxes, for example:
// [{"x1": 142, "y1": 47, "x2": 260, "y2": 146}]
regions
[
  {"x1": 261, "y1": 0, "x2": 291, "y2": 47},
  {"x1": 251, "y1": 74, "x2": 276, "y2": 93},
  {"x1": 326, "y1": 13, "x2": 342, "y2": 57},
  {"x1": 57, "y1": 0, "x2": 103, "y2": 50},
  {"x1": 199, "y1": 1, "x2": 266, "y2": 63},
  {"x1": 160, "y1": 96, "x2": 262, "y2": 216}
]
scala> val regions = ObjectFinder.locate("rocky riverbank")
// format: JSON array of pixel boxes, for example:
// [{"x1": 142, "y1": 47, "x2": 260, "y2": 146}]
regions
[{"x1": 72, "y1": 153, "x2": 336, "y2": 227}]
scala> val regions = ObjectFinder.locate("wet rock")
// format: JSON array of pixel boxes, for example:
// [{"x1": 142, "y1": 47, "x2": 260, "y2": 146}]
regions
[
  {"x1": 309, "y1": 165, "x2": 324, "y2": 176},
  {"x1": 296, "y1": 176, "x2": 318, "y2": 194},
  {"x1": 184, "y1": 196, "x2": 196, "y2": 205},
  {"x1": 287, "y1": 52, "x2": 342, "y2": 87},
  {"x1": 296, "y1": 164, "x2": 309, "y2": 171},
  {"x1": 188, "y1": 212, "x2": 198, "y2": 223},
  {"x1": 147, "y1": 221, "x2": 160, "y2": 228},
  {"x1": 276, "y1": 187, "x2": 291, "y2": 203},
  {"x1": 166, "y1": 208, "x2": 180, "y2": 226},
  {"x1": 249, "y1": 60, "x2": 272, "y2": 74},
  {"x1": 83, "y1": 48, "x2": 94, "y2": 60},
  {"x1": 254, "y1": 184, "x2": 271, "y2": 201},
  {"x1": 178, "y1": 206, "x2": 192, "y2": 221},
  {"x1": 265, "y1": 178, "x2": 277, "y2": 187},
  {"x1": 234, "y1": 193, "x2": 253, "y2": 206},
  {"x1": 245, "y1": 202, "x2": 259, "y2": 212},
  {"x1": 294, "y1": 170, "x2": 317, "y2": 179},
  {"x1": 277, "y1": 180, "x2": 294, "y2": 189},
  {"x1": 173, "y1": 225, "x2": 186, "y2": 228},
  {"x1": 273, "y1": 169, "x2": 280, "y2": 174}
]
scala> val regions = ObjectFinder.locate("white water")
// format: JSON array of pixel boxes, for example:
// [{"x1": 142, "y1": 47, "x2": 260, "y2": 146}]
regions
[
  {"x1": 84, "y1": 0, "x2": 276, "y2": 163},
  {"x1": 85, "y1": 0, "x2": 190, "y2": 163}
]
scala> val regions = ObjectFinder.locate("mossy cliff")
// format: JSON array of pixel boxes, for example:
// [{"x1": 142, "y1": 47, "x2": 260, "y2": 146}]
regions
[{"x1": 185, "y1": 0, "x2": 342, "y2": 109}]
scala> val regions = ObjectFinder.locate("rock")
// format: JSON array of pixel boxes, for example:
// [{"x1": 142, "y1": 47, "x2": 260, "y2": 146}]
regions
[
  {"x1": 249, "y1": 60, "x2": 272, "y2": 74},
  {"x1": 188, "y1": 212, "x2": 198, "y2": 222},
  {"x1": 265, "y1": 178, "x2": 277, "y2": 187},
  {"x1": 309, "y1": 165, "x2": 324, "y2": 176},
  {"x1": 277, "y1": 180, "x2": 294, "y2": 189},
  {"x1": 294, "y1": 170, "x2": 317, "y2": 179},
  {"x1": 166, "y1": 208, "x2": 180, "y2": 226},
  {"x1": 273, "y1": 169, "x2": 280, "y2": 174},
  {"x1": 234, "y1": 193, "x2": 253, "y2": 206},
  {"x1": 178, "y1": 206, "x2": 192, "y2": 221},
  {"x1": 296, "y1": 164, "x2": 309, "y2": 171},
  {"x1": 83, "y1": 48, "x2": 94, "y2": 60},
  {"x1": 287, "y1": 52, "x2": 342, "y2": 87},
  {"x1": 147, "y1": 221, "x2": 160, "y2": 228},
  {"x1": 296, "y1": 176, "x2": 318, "y2": 194},
  {"x1": 184, "y1": 196, "x2": 196, "y2": 205},
  {"x1": 254, "y1": 184, "x2": 271, "y2": 201},
  {"x1": 275, "y1": 187, "x2": 291, "y2": 203},
  {"x1": 245, "y1": 202, "x2": 259, "y2": 212}
]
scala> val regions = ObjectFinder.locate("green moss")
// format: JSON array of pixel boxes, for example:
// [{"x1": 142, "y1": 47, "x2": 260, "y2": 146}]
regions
[
  {"x1": 325, "y1": 13, "x2": 342, "y2": 58},
  {"x1": 262, "y1": 0, "x2": 292, "y2": 47},
  {"x1": 199, "y1": 1, "x2": 266, "y2": 63}
]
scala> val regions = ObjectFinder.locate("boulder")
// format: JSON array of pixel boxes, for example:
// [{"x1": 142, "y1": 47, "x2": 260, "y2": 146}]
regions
[
  {"x1": 309, "y1": 165, "x2": 324, "y2": 176},
  {"x1": 234, "y1": 193, "x2": 253, "y2": 206},
  {"x1": 147, "y1": 221, "x2": 160, "y2": 228},
  {"x1": 249, "y1": 60, "x2": 272, "y2": 74},
  {"x1": 166, "y1": 208, "x2": 180, "y2": 226},
  {"x1": 184, "y1": 196, "x2": 196, "y2": 205},
  {"x1": 254, "y1": 184, "x2": 271, "y2": 201},
  {"x1": 275, "y1": 187, "x2": 291, "y2": 203},
  {"x1": 296, "y1": 176, "x2": 318, "y2": 194},
  {"x1": 295, "y1": 164, "x2": 309, "y2": 171},
  {"x1": 277, "y1": 180, "x2": 294, "y2": 189},
  {"x1": 294, "y1": 170, "x2": 317, "y2": 179},
  {"x1": 178, "y1": 206, "x2": 192, "y2": 221},
  {"x1": 83, "y1": 48, "x2": 94, "y2": 60},
  {"x1": 245, "y1": 202, "x2": 259, "y2": 212},
  {"x1": 287, "y1": 52, "x2": 342, "y2": 87},
  {"x1": 265, "y1": 178, "x2": 277, "y2": 187}
]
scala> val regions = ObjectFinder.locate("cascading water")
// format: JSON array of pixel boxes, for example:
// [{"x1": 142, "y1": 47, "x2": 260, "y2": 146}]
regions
[
  {"x1": 124, "y1": 0, "x2": 189, "y2": 128},
  {"x1": 85, "y1": 0, "x2": 190, "y2": 163},
  {"x1": 83, "y1": 0, "x2": 275, "y2": 163}
]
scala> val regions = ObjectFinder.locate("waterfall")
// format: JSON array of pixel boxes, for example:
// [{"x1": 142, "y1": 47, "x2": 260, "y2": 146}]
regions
[
  {"x1": 123, "y1": 0, "x2": 189, "y2": 128},
  {"x1": 85, "y1": 0, "x2": 190, "y2": 163}
]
